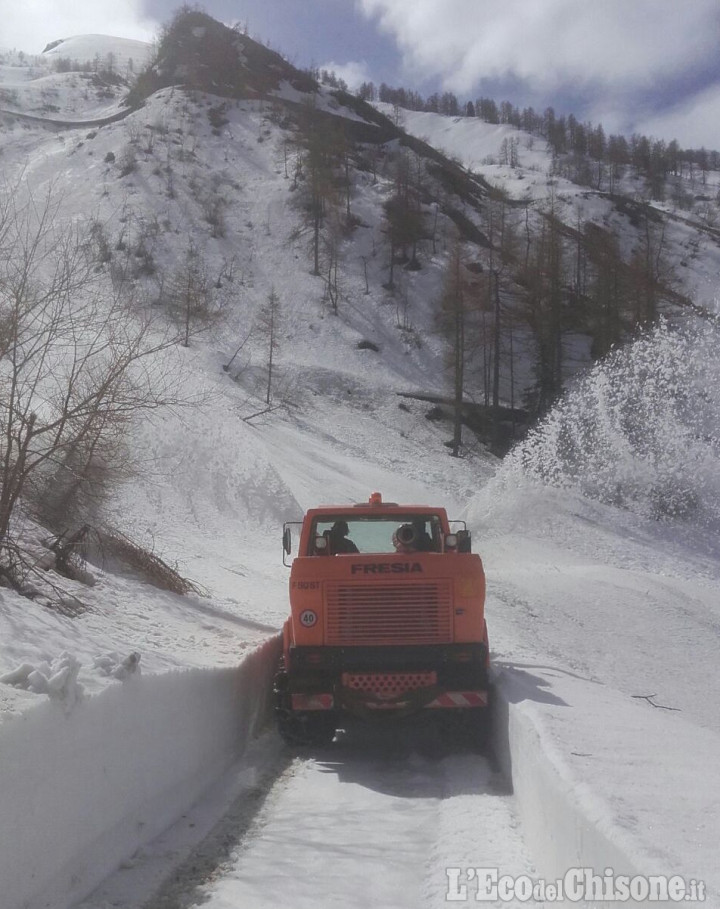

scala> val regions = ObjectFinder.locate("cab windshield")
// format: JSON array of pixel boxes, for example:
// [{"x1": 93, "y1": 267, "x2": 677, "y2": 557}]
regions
[{"x1": 311, "y1": 514, "x2": 442, "y2": 554}]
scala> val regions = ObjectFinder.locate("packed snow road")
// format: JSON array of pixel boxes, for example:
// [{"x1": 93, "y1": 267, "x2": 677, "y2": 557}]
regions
[{"x1": 81, "y1": 723, "x2": 538, "y2": 909}]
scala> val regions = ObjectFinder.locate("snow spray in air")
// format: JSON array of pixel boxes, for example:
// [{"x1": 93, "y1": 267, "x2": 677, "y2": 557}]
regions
[{"x1": 491, "y1": 316, "x2": 720, "y2": 527}]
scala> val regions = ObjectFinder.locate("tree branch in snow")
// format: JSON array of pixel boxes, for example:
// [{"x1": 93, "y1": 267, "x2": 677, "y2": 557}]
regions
[{"x1": 631, "y1": 694, "x2": 681, "y2": 711}]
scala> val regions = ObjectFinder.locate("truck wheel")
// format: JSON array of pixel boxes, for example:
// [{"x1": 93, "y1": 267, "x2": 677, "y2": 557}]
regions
[
  {"x1": 464, "y1": 707, "x2": 490, "y2": 752},
  {"x1": 273, "y1": 662, "x2": 336, "y2": 746},
  {"x1": 277, "y1": 710, "x2": 336, "y2": 747}
]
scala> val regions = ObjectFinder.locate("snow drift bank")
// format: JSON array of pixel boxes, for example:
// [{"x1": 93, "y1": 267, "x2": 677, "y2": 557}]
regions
[{"x1": 0, "y1": 636, "x2": 281, "y2": 909}]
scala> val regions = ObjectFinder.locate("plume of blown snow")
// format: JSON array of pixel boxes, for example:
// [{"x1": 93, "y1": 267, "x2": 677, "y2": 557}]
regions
[{"x1": 478, "y1": 317, "x2": 720, "y2": 529}]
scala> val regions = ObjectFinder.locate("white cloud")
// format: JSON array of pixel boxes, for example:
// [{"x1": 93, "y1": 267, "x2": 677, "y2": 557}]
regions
[
  {"x1": 319, "y1": 59, "x2": 372, "y2": 90},
  {"x1": 630, "y1": 87, "x2": 720, "y2": 150},
  {"x1": 357, "y1": 0, "x2": 720, "y2": 94},
  {"x1": 0, "y1": 0, "x2": 158, "y2": 54}
]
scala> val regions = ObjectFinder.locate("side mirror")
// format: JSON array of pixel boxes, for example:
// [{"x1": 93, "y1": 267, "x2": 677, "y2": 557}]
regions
[
  {"x1": 457, "y1": 530, "x2": 472, "y2": 553},
  {"x1": 282, "y1": 521, "x2": 303, "y2": 567}
]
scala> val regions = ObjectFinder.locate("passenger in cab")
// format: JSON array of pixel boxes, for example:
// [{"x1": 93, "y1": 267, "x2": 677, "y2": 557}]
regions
[
  {"x1": 392, "y1": 519, "x2": 435, "y2": 552},
  {"x1": 328, "y1": 520, "x2": 359, "y2": 554}
]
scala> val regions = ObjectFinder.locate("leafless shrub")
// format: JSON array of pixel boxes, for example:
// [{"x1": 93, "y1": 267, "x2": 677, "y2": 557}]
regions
[
  {"x1": 188, "y1": 171, "x2": 230, "y2": 238},
  {"x1": 207, "y1": 103, "x2": 229, "y2": 131},
  {"x1": 128, "y1": 215, "x2": 160, "y2": 277},
  {"x1": 132, "y1": 237, "x2": 156, "y2": 276},
  {"x1": 143, "y1": 126, "x2": 155, "y2": 155},
  {"x1": 0, "y1": 537, "x2": 89, "y2": 616},
  {"x1": 96, "y1": 528, "x2": 206, "y2": 595},
  {"x1": 88, "y1": 218, "x2": 112, "y2": 264},
  {"x1": 29, "y1": 406, "x2": 133, "y2": 530},
  {"x1": 47, "y1": 524, "x2": 96, "y2": 584},
  {"x1": 0, "y1": 181, "x2": 185, "y2": 578},
  {"x1": 118, "y1": 144, "x2": 138, "y2": 176},
  {"x1": 0, "y1": 88, "x2": 19, "y2": 106},
  {"x1": 202, "y1": 193, "x2": 227, "y2": 238},
  {"x1": 163, "y1": 240, "x2": 228, "y2": 345},
  {"x1": 151, "y1": 116, "x2": 169, "y2": 136},
  {"x1": 125, "y1": 119, "x2": 142, "y2": 145},
  {"x1": 214, "y1": 255, "x2": 238, "y2": 288}
]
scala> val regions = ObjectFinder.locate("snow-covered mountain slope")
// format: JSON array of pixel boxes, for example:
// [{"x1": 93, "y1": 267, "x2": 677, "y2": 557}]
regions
[
  {"x1": 41, "y1": 34, "x2": 153, "y2": 70},
  {"x1": 390, "y1": 103, "x2": 720, "y2": 316},
  {"x1": 0, "y1": 27, "x2": 719, "y2": 909},
  {"x1": 0, "y1": 36, "x2": 152, "y2": 121}
]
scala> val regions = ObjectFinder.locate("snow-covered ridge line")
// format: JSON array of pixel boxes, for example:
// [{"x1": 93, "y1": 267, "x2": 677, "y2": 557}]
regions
[{"x1": 1, "y1": 636, "x2": 281, "y2": 909}]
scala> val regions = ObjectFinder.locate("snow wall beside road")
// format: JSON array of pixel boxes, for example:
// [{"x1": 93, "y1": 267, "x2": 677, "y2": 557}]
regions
[
  {"x1": 492, "y1": 666, "x2": 710, "y2": 909},
  {"x1": 0, "y1": 635, "x2": 281, "y2": 909}
]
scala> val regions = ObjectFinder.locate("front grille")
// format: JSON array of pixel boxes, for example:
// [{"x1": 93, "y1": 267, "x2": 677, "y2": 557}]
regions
[{"x1": 325, "y1": 581, "x2": 452, "y2": 645}]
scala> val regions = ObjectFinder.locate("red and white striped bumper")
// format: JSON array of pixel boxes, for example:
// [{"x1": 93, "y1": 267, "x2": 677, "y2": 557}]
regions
[
  {"x1": 425, "y1": 691, "x2": 488, "y2": 708},
  {"x1": 290, "y1": 690, "x2": 488, "y2": 711}
]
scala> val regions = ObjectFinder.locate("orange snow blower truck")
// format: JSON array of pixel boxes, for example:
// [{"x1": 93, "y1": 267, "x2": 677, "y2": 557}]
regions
[{"x1": 275, "y1": 492, "x2": 489, "y2": 745}]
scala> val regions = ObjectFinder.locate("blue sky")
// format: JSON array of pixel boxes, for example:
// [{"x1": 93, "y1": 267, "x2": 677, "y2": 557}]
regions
[
  {"x1": 181, "y1": 0, "x2": 403, "y2": 85},
  {"x1": 2, "y1": 0, "x2": 720, "y2": 149}
]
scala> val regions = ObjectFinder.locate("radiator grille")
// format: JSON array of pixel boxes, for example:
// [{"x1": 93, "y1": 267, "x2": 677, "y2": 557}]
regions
[{"x1": 325, "y1": 581, "x2": 452, "y2": 645}]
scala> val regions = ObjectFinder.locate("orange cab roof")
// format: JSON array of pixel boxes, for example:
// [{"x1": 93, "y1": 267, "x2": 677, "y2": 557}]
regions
[{"x1": 306, "y1": 493, "x2": 447, "y2": 517}]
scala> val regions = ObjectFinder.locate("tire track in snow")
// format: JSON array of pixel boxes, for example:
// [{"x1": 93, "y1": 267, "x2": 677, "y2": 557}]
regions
[{"x1": 156, "y1": 724, "x2": 538, "y2": 909}]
